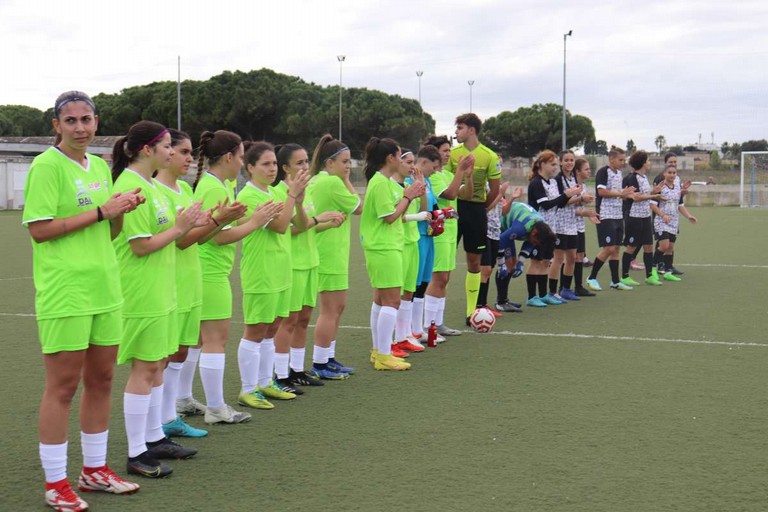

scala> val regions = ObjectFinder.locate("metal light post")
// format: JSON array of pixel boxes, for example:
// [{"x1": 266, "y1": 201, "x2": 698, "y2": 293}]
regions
[
  {"x1": 176, "y1": 56, "x2": 181, "y2": 130},
  {"x1": 337, "y1": 55, "x2": 345, "y2": 141},
  {"x1": 468, "y1": 80, "x2": 475, "y2": 112},
  {"x1": 416, "y1": 71, "x2": 424, "y2": 105},
  {"x1": 562, "y1": 30, "x2": 572, "y2": 151}
]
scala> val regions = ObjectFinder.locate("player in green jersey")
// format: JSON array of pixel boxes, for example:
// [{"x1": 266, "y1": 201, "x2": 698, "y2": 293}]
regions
[
  {"x1": 306, "y1": 135, "x2": 362, "y2": 380},
  {"x1": 272, "y1": 144, "x2": 345, "y2": 391},
  {"x1": 191, "y1": 131, "x2": 282, "y2": 425},
  {"x1": 25, "y1": 91, "x2": 142, "y2": 511},
  {"x1": 112, "y1": 121, "x2": 209, "y2": 479}
]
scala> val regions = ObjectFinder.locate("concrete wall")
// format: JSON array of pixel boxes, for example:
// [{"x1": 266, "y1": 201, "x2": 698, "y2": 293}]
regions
[{"x1": 0, "y1": 159, "x2": 29, "y2": 209}]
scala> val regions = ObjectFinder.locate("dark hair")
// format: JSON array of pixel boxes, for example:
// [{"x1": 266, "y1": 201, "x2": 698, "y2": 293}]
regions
[
  {"x1": 309, "y1": 134, "x2": 348, "y2": 175},
  {"x1": 169, "y1": 129, "x2": 191, "y2": 147},
  {"x1": 274, "y1": 143, "x2": 305, "y2": 185},
  {"x1": 574, "y1": 157, "x2": 589, "y2": 174},
  {"x1": 664, "y1": 152, "x2": 678, "y2": 163},
  {"x1": 111, "y1": 120, "x2": 168, "y2": 182},
  {"x1": 400, "y1": 148, "x2": 414, "y2": 159},
  {"x1": 664, "y1": 164, "x2": 677, "y2": 173},
  {"x1": 363, "y1": 137, "x2": 400, "y2": 182},
  {"x1": 417, "y1": 144, "x2": 440, "y2": 162},
  {"x1": 193, "y1": 130, "x2": 242, "y2": 190},
  {"x1": 529, "y1": 149, "x2": 557, "y2": 181},
  {"x1": 54, "y1": 90, "x2": 95, "y2": 119},
  {"x1": 529, "y1": 221, "x2": 557, "y2": 251},
  {"x1": 558, "y1": 149, "x2": 575, "y2": 161},
  {"x1": 242, "y1": 141, "x2": 275, "y2": 181},
  {"x1": 608, "y1": 146, "x2": 626, "y2": 159},
  {"x1": 424, "y1": 135, "x2": 451, "y2": 149},
  {"x1": 455, "y1": 113, "x2": 482, "y2": 135},
  {"x1": 628, "y1": 150, "x2": 648, "y2": 171}
]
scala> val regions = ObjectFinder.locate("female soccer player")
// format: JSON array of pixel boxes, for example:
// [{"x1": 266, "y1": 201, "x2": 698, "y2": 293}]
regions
[
  {"x1": 112, "y1": 121, "x2": 209, "y2": 478},
  {"x1": 572, "y1": 158, "x2": 600, "y2": 296},
  {"x1": 192, "y1": 131, "x2": 282, "y2": 424},
  {"x1": 235, "y1": 141, "x2": 309, "y2": 409},
  {"x1": 361, "y1": 137, "x2": 425, "y2": 370},
  {"x1": 306, "y1": 135, "x2": 362, "y2": 379},
  {"x1": 527, "y1": 150, "x2": 581, "y2": 305},
  {"x1": 25, "y1": 91, "x2": 141, "y2": 511},
  {"x1": 273, "y1": 144, "x2": 345, "y2": 391},
  {"x1": 552, "y1": 150, "x2": 587, "y2": 301}
]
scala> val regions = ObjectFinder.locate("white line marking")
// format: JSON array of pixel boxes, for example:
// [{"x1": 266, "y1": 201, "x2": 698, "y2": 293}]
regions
[
  {"x1": 678, "y1": 263, "x2": 768, "y2": 269},
  {"x1": 0, "y1": 312, "x2": 35, "y2": 317},
  {"x1": 0, "y1": 276, "x2": 32, "y2": 281}
]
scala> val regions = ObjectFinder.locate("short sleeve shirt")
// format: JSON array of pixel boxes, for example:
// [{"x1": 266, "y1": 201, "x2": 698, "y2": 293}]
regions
[
  {"x1": 624, "y1": 172, "x2": 652, "y2": 219},
  {"x1": 284, "y1": 181, "x2": 320, "y2": 271},
  {"x1": 360, "y1": 172, "x2": 404, "y2": 251},
  {"x1": 554, "y1": 172, "x2": 579, "y2": 236},
  {"x1": 527, "y1": 175, "x2": 560, "y2": 231},
  {"x1": 653, "y1": 183, "x2": 682, "y2": 234},
  {"x1": 595, "y1": 166, "x2": 624, "y2": 220},
  {"x1": 194, "y1": 172, "x2": 236, "y2": 281},
  {"x1": 446, "y1": 144, "x2": 500, "y2": 203}
]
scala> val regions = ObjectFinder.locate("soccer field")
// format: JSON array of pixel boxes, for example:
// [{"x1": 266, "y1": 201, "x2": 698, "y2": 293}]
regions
[{"x1": 1, "y1": 207, "x2": 767, "y2": 512}]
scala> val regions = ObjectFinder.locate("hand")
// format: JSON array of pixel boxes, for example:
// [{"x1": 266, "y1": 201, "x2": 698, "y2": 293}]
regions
[
  {"x1": 316, "y1": 210, "x2": 345, "y2": 227},
  {"x1": 688, "y1": 215, "x2": 698, "y2": 224},
  {"x1": 405, "y1": 181, "x2": 426, "y2": 200},
  {"x1": 176, "y1": 202, "x2": 208, "y2": 231},
  {"x1": 511, "y1": 260, "x2": 524, "y2": 278},
  {"x1": 249, "y1": 200, "x2": 284, "y2": 226},
  {"x1": 102, "y1": 188, "x2": 143, "y2": 219},
  {"x1": 682, "y1": 179, "x2": 692, "y2": 190},
  {"x1": 213, "y1": 198, "x2": 247, "y2": 226},
  {"x1": 652, "y1": 181, "x2": 665, "y2": 194},
  {"x1": 497, "y1": 262, "x2": 509, "y2": 280},
  {"x1": 581, "y1": 191, "x2": 594, "y2": 204},
  {"x1": 499, "y1": 181, "x2": 510, "y2": 196},
  {"x1": 662, "y1": 214, "x2": 671, "y2": 223},
  {"x1": 458, "y1": 154, "x2": 475, "y2": 177},
  {"x1": 566, "y1": 184, "x2": 583, "y2": 197},
  {"x1": 287, "y1": 169, "x2": 311, "y2": 199},
  {"x1": 510, "y1": 186, "x2": 524, "y2": 200},
  {"x1": 620, "y1": 186, "x2": 636, "y2": 198}
]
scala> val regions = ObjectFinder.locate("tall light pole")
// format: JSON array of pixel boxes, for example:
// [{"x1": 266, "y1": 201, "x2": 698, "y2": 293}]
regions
[
  {"x1": 562, "y1": 30, "x2": 572, "y2": 151},
  {"x1": 468, "y1": 80, "x2": 475, "y2": 112},
  {"x1": 416, "y1": 71, "x2": 424, "y2": 105},
  {"x1": 337, "y1": 55, "x2": 345, "y2": 141},
  {"x1": 176, "y1": 56, "x2": 181, "y2": 130}
]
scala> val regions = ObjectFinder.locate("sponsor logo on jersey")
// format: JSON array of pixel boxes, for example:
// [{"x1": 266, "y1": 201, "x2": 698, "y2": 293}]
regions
[
  {"x1": 75, "y1": 179, "x2": 93, "y2": 207},
  {"x1": 154, "y1": 198, "x2": 170, "y2": 225},
  {"x1": 88, "y1": 181, "x2": 102, "y2": 191}
]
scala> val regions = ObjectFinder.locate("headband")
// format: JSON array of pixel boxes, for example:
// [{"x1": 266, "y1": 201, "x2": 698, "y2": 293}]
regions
[
  {"x1": 401, "y1": 151, "x2": 414, "y2": 159},
  {"x1": 144, "y1": 129, "x2": 170, "y2": 148},
  {"x1": 327, "y1": 146, "x2": 349, "y2": 161},
  {"x1": 54, "y1": 94, "x2": 96, "y2": 118}
]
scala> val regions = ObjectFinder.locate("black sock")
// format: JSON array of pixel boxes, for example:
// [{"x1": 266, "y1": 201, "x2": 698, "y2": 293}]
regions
[
  {"x1": 622, "y1": 251, "x2": 634, "y2": 278},
  {"x1": 643, "y1": 251, "x2": 654, "y2": 277},
  {"x1": 537, "y1": 275, "x2": 548, "y2": 297},
  {"x1": 653, "y1": 249, "x2": 662, "y2": 266},
  {"x1": 574, "y1": 262, "x2": 583, "y2": 288},
  {"x1": 496, "y1": 270, "x2": 511, "y2": 303},
  {"x1": 589, "y1": 257, "x2": 605, "y2": 280},
  {"x1": 526, "y1": 274, "x2": 537, "y2": 299},
  {"x1": 609, "y1": 259, "x2": 620, "y2": 283},
  {"x1": 663, "y1": 254, "x2": 673, "y2": 272},
  {"x1": 561, "y1": 274, "x2": 573, "y2": 290},
  {"x1": 548, "y1": 278, "x2": 558, "y2": 294},
  {"x1": 477, "y1": 280, "x2": 489, "y2": 308},
  {"x1": 670, "y1": 253, "x2": 675, "y2": 269}
]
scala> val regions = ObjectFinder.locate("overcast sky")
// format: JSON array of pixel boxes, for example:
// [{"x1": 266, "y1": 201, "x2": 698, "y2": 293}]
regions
[{"x1": 2, "y1": 0, "x2": 766, "y2": 152}]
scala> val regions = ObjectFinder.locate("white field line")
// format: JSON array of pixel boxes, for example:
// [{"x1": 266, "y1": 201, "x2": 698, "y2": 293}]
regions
[{"x1": 0, "y1": 276, "x2": 32, "y2": 281}]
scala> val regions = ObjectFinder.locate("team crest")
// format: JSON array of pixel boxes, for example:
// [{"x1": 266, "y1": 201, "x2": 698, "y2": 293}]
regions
[{"x1": 75, "y1": 179, "x2": 93, "y2": 207}]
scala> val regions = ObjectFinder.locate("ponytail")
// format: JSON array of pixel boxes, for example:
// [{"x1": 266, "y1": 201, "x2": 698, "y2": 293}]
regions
[
  {"x1": 194, "y1": 131, "x2": 216, "y2": 190},
  {"x1": 111, "y1": 136, "x2": 130, "y2": 183},
  {"x1": 363, "y1": 136, "x2": 400, "y2": 183},
  {"x1": 110, "y1": 120, "x2": 168, "y2": 183},
  {"x1": 310, "y1": 134, "x2": 347, "y2": 175},
  {"x1": 529, "y1": 149, "x2": 557, "y2": 181}
]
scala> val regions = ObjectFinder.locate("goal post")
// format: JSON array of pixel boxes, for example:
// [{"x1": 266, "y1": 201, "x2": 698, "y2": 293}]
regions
[{"x1": 740, "y1": 151, "x2": 768, "y2": 208}]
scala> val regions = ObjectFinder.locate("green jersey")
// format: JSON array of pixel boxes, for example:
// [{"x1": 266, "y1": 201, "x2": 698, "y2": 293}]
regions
[
  {"x1": 22, "y1": 148, "x2": 122, "y2": 320},
  {"x1": 360, "y1": 172, "x2": 404, "y2": 252},
  {"x1": 280, "y1": 181, "x2": 320, "y2": 270},
  {"x1": 113, "y1": 170, "x2": 177, "y2": 318},
  {"x1": 156, "y1": 179, "x2": 203, "y2": 312},
  {"x1": 430, "y1": 169, "x2": 457, "y2": 210},
  {"x1": 307, "y1": 171, "x2": 360, "y2": 275},
  {"x1": 194, "y1": 172, "x2": 235, "y2": 281},
  {"x1": 446, "y1": 143, "x2": 500, "y2": 203},
  {"x1": 401, "y1": 181, "x2": 421, "y2": 244},
  {"x1": 236, "y1": 182, "x2": 291, "y2": 293}
]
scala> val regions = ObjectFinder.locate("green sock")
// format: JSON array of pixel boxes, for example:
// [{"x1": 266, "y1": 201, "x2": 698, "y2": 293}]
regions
[{"x1": 465, "y1": 271, "x2": 482, "y2": 317}]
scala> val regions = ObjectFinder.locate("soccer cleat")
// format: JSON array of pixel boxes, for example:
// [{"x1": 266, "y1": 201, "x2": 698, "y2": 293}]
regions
[
  {"x1": 558, "y1": 288, "x2": 580, "y2": 301},
  {"x1": 670, "y1": 266, "x2": 684, "y2": 276},
  {"x1": 495, "y1": 301, "x2": 523, "y2": 312},
  {"x1": 541, "y1": 293, "x2": 565, "y2": 305},
  {"x1": 238, "y1": 390, "x2": 276, "y2": 409},
  {"x1": 374, "y1": 353, "x2": 411, "y2": 371},
  {"x1": 630, "y1": 260, "x2": 645, "y2": 271},
  {"x1": 436, "y1": 324, "x2": 462, "y2": 336},
  {"x1": 162, "y1": 416, "x2": 208, "y2": 438},
  {"x1": 175, "y1": 397, "x2": 206, "y2": 417},
  {"x1": 259, "y1": 380, "x2": 297, "y2": 400},
  {"x1": 391, "y1": 345, "x2": 410, "y2": 358},
  {"x1": 553, "y1": 293, "x2": 568, "y2": 303},
  {"x1": 45, "y1": 481, "x2": 89, "y2": 511},
  {"x1": 651, "y1": 268, "x2": 660, "y2": 280},
  {"x1": 663, "y1": 272, "x2": 682, "y2": 282},
  {"x1": 610, "y1": 281, "x2": 633, "y2": 291},
  {"x1": 585, "y1": 278, "x2": 602, "y2": 291},
  {"x1": 275, "y1": 377, "x2": 304, "y2": 395},
  {"x1": 146, "y1": 437, "x2": 197, "y2": 460},
  {"x1": 204, "y1": 404, "x2": 252, "y2": 424},
  {"x1": 465, "y1": 316, "x2": 471, "y2": 327},
  {"x1": 288, "y1": 369, "x2": 324, "y2": 387},
  {"x1": 126, "y1": 452, "x2": 173, "y2": 479},
  {"x1": 393, "y1": 339, "x2": 425, "y2": 353},
  {"x1": 526, "y1": 297, "x2": 547, "y2": 307},
  {"x1": 620, "y1": 276, "x2": 641, "y2": 286},
  {"x1": 405, "y1": 335, "x2": 425, "y2": 349},
  {"x1": 582, "y1": 257, "x2": 593, "y2": 267},
  {"x1": 645, "y1": 276, "x2": 663, "y2": 286},
  {"x1": 574, "y1": 286, "x2": 596, "y2": 297},
  {"x1": 78, "y1": 465, "x2": 140, "y2": 494},
  {"x1": 327, "y1": 358, "x2": 355, "y2": 375},
  {"x1": 310, "y1": 365, "x2": 349, "y2": 380},
  {"x1": 485, "y1": 307, "x2": 503, "y2": 318}
]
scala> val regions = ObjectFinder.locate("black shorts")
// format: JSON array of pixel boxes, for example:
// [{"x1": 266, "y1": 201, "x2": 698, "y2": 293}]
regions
[
  {"x1": 456, "y1": 200, "x2": 488, "y2": 254},
  {"x1": 555, "y1": 234, "x2": 578, "y2": 250},
  {"x1": 623, "y1": 217, "x2": 653, "y2": 246},
  {"x1": 577, "y1": 231, "x2": 586, "y2": 254},
  {"x1": 530, "y1": 242, "x2": 554, "y2": 261},
  {"x1": 481, "y1": 238, "x2": 499, "y2": 266},
  {"x1": 595, "y1": 218, "x2": 623, "y2": 247},
  {"x1": 656, "y1": 231, "x2": 677, "y2": 243}
]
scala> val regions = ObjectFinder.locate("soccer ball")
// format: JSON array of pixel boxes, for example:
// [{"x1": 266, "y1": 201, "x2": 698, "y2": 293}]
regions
[{"x1": 469, "y1": 307, "x2": 496, "y2": 333}]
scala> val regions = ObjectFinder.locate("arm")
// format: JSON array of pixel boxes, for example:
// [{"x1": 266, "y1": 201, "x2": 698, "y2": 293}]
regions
[
  {"x1": 678, "y1": 205, "x2": 697, "y2": 224},
  {"x1": 484, "y1": 178, "x2": 500, "y2": 208},
  {"x1": 342, "y1": 176, "x2": 363, "y2": 215},
  {"x1": 383, "y1": 182, "x2": 425, "y2": 224}
]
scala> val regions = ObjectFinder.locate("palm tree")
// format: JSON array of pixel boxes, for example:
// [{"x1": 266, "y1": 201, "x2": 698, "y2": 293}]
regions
[{"x1": 654, "y1": 135, "x2": 666, "y2": 154}]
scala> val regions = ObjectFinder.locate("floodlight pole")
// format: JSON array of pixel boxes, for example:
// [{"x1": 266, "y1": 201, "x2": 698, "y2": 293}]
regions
[
  {"x1": 177, "y1": 56, "x2": 181, "y2": 130},
  {"x1": 416, "y1": 71, "x2": 424, "y2": 105},
  {"x1": 562, "y1": 30, "x2": 572, "y2": 151},
  {"x1": 338, "y1": 55, "x2": 346, "y2": 141},
  {"x1": 468, "y1": 80, "x2": 475, "y2": 112}
]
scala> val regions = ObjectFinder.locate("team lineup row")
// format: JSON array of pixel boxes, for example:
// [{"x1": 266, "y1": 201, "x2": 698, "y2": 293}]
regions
[{"x1": 25, "y1": 90, "x2": 695, "y2": 512}]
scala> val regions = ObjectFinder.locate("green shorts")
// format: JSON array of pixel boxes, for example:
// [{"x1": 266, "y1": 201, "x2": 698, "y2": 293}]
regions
[
  {"x1": 318, "y1": 273, "x2": 348, "y2": 292},
  {"x1": 201, "y1": 279, "x2": 232, "y2": 321},
  {"x1": 365, "y1": 249, "x2": 404, "y2": 289},
  {"x1": 178, "y1": 305, "x2": 201, "y2": 347},
  {"x1": 433, "y1": 221, "x2": 458, "y2": 272},
  {"x1": 243, "y1": 289, "x2": 290, "y2": 325},
  {"x1": 290, "y1": 268, "x2": 318, "y2": 312},
  {"x1": 401, "y1": 241, "x2": 419, "y2": 293},
  {"x1": 37, "y1": 308, "x2": 123, "y2": 355},
  {"x1": 118, "y1": 312, "x2": 176, "y2": 364}
]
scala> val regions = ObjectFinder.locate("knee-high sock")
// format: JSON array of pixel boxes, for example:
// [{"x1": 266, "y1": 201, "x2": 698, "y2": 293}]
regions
[
  {"x1": 257, "y1": 338, "x2": 275, "y2": 388},
  {"x1": 124, "y1": 393, "x2": 150, "y2": 458},
  {"x1": 477, "y1": 280, "x2": 489, "y2": 308},
  {"x1": 178, "y1": 347, "x2": 201, "y2": 400},
  {"x1": 411, "y1": 297, "x2": 424, "y2": 335},
  {"x1": 589, "y1": 257, "x2": 605, "y2": 280},
  {"x1": 465, "y1": 271, "x2": 481, "y2": 317},
  {"x1": 537, "y1": 275, "x2": 548, "y2": 297},
  {"x1": 395, "y1": 300, "x2": 412, "y2": 341},
  {"x1": 199, "y1": 353, "x2": 225, "y2": 408},
  {"x1": 495, "y1": 269, "x2": 511, "y2": 303},
  {"x1": 643, "y1": 251, "x2": 654, "y2": 277},
  {"x1": 435, "y1": 297, "x2": 447, "y2": 326},
  {"x1": 238, "y1": 338, "x2": 261, "y2": 395},
  {"x1": 289, "y1": 347, "x2": 305, "y2": 372},
  {"x1": 161, "y1": 362, "x2": 183, "y2": 424},
  {"x1": 370, "y1": 302, "x2": 381, "y2": 350},
  {"x1": 548, "y1": 278, "x2": 558, "y2": 295},
  {"x1": 609, "y1": 259, "x2": 620, "y2": 283},
  {"x1": 423, "y1": 295, "x2": 439, "y2": 329},
  {"x1": 274, "y1": 352, "x2": 290, "y2": 380},
  {"x1": 40, "y1": 441, "x2": 68, "y2": 483},
  {"x1": 145, "y1": 385, "x2": 165, "y2": 444},
  {"x1": 526, "y1": 274, "x2": 537, "y2": 299},
  {"x1": 622, "y1": 251, "x2": 634, "y2": 278},
  {"x1": 81, "y1": 430, "x2": 108, "y2": 469},
  {"x1": 574, "y1": 261, "x2": 584, "y2": 288},
  {"x1": 376, "y1": 306, "x2": 398, "y2": 356}
]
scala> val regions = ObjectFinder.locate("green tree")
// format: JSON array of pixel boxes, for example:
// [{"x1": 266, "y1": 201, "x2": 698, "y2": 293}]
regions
[
  {"x1": 0, "y1": 105, "x2": 48, "y2": 136},
  {"x1": 741, "y1": 139, "x2": 768, "y2": 152},
  {"x1": 654, "y1": 135, "x2": 666, "y2": 153},
  {"x1": 584, "y1": 138, "x2": 608, "y2": 155},
  {"x1": 626, "y1": 139, "x2": 636, "y2": 154},
  {"x1": 709, "y1": 150, "x2": 722, "y2": 170},
  {"x1": 480, "y1": 103, "x2": 595, "y2": 157}
]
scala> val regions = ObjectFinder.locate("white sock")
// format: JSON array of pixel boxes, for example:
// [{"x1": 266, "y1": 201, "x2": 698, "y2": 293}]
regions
[
  {"x1": 178, "y1": 347, "x2": 201, "y2": 400},
  {"x1": 145, "y1": 385, "x2": 165, "y2": 444},
  {"x1": 39, "y1": 442, "x2": 68, "y2": 483},
  {"x1": 162, "y1": 362, "x2": 182, "y2": 424},
  {"x1": 424, "y1": 294, "x2": 440, "y2": 329},
  {"x1": 274, "y1": 352, "x2": 290, "y2": 379},
  {"x1": 436, "y1": 297, "x2": 446, "y2": 326},
  {"x1": 289, "y1": 347, "x2": 305, "y2": 372},
  {"x1": 81, "y1": 430, "x2": 108, "y2": 468},
  {"x1": 411, "y1": 297, "x2": 425, "y2": 335},
  {"x1": 376, "y1": 306, "x2": 398, "y2": 356},
  {"x1": 199, "y1": 353, "x2": 226, "y2": 408},
  {"x1": 329, "y1": 339, "x2": 336, "y2": 359},
  {"x1": 312, "y1": 345, "x2": 330, "y2": 365},
  {"x1": 123, "y1": 393, "x2": 150, "y2": 458},
  {"x1": 237, "y1": 338, "x2": 261, "y2": 395},
  {"x1": 395, "y1": 300, "x2": 412, "y2": 341},
  {"x1": 258, "y1": 338, "x2": 275, "y2": 388},
  {"x1": 370, "y1": 302, "x2": 381, "y2": 350}
]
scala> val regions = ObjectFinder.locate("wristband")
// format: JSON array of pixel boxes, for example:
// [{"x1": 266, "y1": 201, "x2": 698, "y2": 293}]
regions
[
  {"x1": 402, "y1": 196, "x2": 412, "y2": 204},
  {"x1": 312, "y1": 216, "x2": 318, "y2": 226},
  {"x1": 212, "y1": 217, "x2": 220, "y2": 227},
  {"x1": 96, "y1": 206, "x2": 104, "y2": 222}
]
